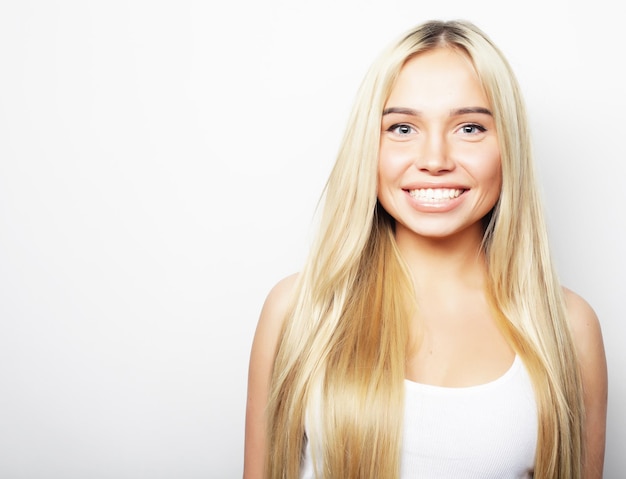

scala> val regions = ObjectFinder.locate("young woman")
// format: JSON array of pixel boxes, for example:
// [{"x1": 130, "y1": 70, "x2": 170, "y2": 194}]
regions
[{"x1": 244, "y1": 20, "x2": 607, "y2": 478}]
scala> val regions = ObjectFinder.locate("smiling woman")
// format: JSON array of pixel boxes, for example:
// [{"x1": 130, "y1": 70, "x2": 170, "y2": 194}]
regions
[
  {"x1": 244, "y1": 19, "x2": 607, "y2": 479},
  {"x1": 378, "y1": 48, "x2": 502, "y2": 240}
]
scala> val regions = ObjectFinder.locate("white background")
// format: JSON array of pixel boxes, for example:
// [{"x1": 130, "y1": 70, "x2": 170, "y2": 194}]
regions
[{"x1": 0, "y1": 1, "x2": 624, "y2": 478}]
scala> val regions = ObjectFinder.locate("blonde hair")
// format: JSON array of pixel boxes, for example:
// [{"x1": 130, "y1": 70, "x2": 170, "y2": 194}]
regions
[{"x1": 266, "y1": 20, "x2": 584, "y2": 478}]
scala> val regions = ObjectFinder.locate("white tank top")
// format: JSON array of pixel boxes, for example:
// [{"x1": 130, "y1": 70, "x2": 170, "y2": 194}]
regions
[
  {"x1": 300, "y1": 355, "x2": 537, "y2": 478},
  {"x1": 401, "y1": 354, "x2": 537, "y2": 478}
]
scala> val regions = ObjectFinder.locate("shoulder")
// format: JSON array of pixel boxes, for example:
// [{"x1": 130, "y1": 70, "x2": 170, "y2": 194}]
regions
[
  {"x1": 562, "y1": 287, "x2": 605, "y2": 359},
  {"x1": 251, "y1": 273, "x2": 300, "y2": 360},
  {"x1": 562, "y1": 288, "x2": 607, "y2": 477},
  {"x1": 244, "y1": 273, "x2": 299, "y2": 478},
  {"x1": 562, "y1": 286, "x2": 607, "y2": 403},
  {"x1": 247, "y1": 272, "x2": 300, "y2": 401},
  {"x1": 265, "y1": 273, "x2": 299, "y2": 311},
  {"x1": 258, "y1": 273, "x2": 299, "y2": 332}
]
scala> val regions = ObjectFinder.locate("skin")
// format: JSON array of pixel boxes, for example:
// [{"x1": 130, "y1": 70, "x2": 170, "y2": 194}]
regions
[
  {"x1": 564, "y1": 287, "x2": 607, "y2": 478},
  {"x1": 244, "y1": 47, "x2": 607, "y2": 478},
  {"x1": 378, "y1": 48, "x2": 502, "y2": 244},
  {"x1": 378, "y1": 48, "x2": 512, "y2": 387},
  {"x1": 244, "y1": 273, "x2": 297, "y2": 479}
]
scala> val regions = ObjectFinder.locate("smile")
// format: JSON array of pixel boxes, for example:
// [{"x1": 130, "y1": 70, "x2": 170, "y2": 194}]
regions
[{"x1": 407, "y1": 188, "x2": 465, "y2": 201}]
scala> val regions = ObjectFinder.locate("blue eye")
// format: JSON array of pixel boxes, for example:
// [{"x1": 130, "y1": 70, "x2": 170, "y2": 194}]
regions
[
  {"x1": 389, "y1": 124, "x2": 415, "y2": 135},
  {"x1": 460, "y1": 124, "x2": 486, "y2": 134}
]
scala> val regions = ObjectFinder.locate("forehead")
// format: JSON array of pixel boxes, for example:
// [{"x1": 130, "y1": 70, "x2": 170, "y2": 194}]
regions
[{"x1": 385, "y1": 47, "x2": 489, "y2": 109}]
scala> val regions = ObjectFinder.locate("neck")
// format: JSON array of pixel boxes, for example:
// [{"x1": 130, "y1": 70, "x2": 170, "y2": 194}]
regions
[{"x1": 394, "y1": 223, "x2": 488, "y2": 298}]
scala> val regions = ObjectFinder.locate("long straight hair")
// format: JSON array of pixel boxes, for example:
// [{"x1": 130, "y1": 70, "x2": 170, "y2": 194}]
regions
[{"x1": 266, "y1": 20, "x2": 584, "y2": 478}]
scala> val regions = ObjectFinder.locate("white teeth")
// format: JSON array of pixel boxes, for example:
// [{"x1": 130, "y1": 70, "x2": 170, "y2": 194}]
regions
[{"x1": 408, "y1": 188, "x2": 463, "y2": 201}]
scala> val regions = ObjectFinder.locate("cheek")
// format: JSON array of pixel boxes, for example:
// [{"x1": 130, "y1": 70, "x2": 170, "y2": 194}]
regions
[
  {"x1": 488, "y1": 148, "x2": 502, "y2": 182},
  {"x1": 376, "y1": 159, "x2": 389, "y2": 203},
  {"x1": 377, "y1": 142, "x2": 412, "y2": 185},
  {"x1": 464, "y1": 141, "x2": 501, "y2": 181},
  {"x1": 376, "y1": 154, "x2": 399, "y2": 208},
  {"x1": 483, "y1": 153, "x2": 502, "y2": 202},
  {"x1": 461, "y1": 143, "x2": 502, "y2": 204}
]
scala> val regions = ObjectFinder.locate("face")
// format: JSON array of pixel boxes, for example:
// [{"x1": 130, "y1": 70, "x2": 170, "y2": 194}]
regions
[{"x1": 377, "y1": 47, "x2": 501, "y2": 243}]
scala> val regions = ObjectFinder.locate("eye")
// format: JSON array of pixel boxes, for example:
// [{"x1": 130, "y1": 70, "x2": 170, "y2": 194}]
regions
[
  {"x1": 458, "y1": 123, "x2": 487, "y2": 135},
  {"x1": 388, "y1": 123, "x2": 416, "y2": 136}
]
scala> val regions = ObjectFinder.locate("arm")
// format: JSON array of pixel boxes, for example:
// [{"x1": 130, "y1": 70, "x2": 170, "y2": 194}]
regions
[
  {"x1": 243, "y1": 274, "x2": 298, "y2": 479},
  {"x1": 564, "y1": 288, "x2": 608, "y2": 479}
]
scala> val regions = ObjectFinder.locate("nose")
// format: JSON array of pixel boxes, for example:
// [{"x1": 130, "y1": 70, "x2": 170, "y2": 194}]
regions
[{"x1": 415, "y1": 133, "x2": 453, "y2": 174}]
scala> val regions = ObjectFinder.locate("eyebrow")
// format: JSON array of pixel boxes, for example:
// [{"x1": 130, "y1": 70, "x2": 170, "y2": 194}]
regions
[{"x1": 382, "y1": 106, "x2": 493, "y2": 117}]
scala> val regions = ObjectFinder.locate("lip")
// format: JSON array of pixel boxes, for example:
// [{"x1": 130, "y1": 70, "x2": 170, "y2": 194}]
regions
[{"x1": 402, "y1": 185, "x2": 468, "y2": 213}]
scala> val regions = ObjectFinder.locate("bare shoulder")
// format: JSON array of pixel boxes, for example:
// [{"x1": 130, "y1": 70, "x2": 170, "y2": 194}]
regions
[
  {"x1": 255, "y1": 273, "x2": 299, "y2": 343},
  {"x1": 562, "y1": 287, "x2": 608, "y2": 477},
  {"x1": 244, "y1": 273, "x2": 299, "y2": 479},
  {"x1": 249, "y1": 273, "x2": 300, "y2": 374},
  {"x1": 562, "y1": 287, "x2": 605, "y2": 357}
]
